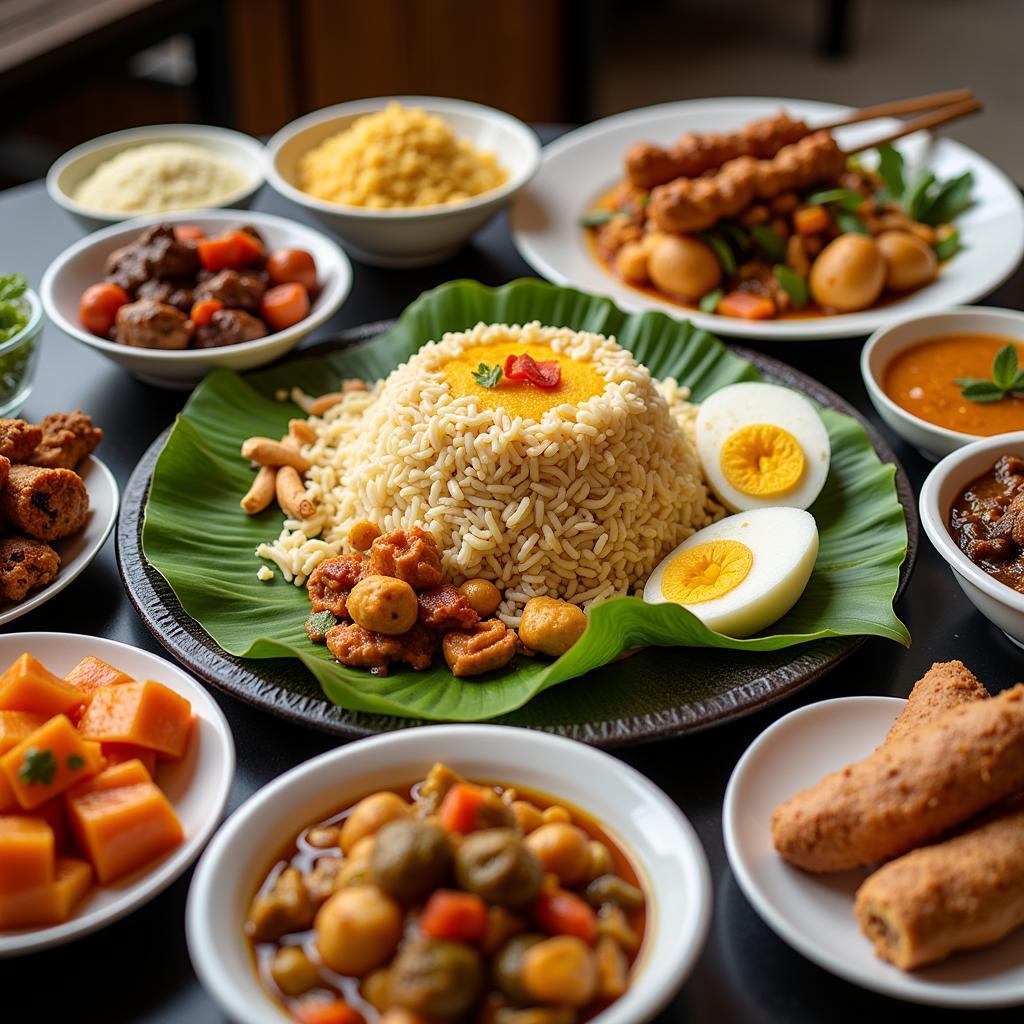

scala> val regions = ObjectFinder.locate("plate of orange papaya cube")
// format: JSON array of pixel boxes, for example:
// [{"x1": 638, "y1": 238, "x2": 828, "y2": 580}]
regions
[{"x1": 0, "y1": 632, "x2": 234, "y2": 955}]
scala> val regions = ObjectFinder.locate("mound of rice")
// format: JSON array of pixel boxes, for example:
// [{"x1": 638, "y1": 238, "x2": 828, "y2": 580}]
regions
[{"x1": 259, "y1": 322, "x2": 718, "y2": 625}]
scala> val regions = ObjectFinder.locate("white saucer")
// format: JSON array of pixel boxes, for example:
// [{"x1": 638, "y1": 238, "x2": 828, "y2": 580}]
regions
[
  {"x1": 723, "y1": 695, "x2": 1024, "y2": 1008},
  {"x1": 0, "y1": 632, "x2": 235, "y2": 957},
  {"x1": 0, "y1": 456, "x2": 118, "y2": 627}
]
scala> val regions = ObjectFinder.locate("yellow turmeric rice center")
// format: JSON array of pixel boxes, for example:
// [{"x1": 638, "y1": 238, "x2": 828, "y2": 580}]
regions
[
  {"x1": 444, "y1": 341, "x2": 608, "y2": 419},
  {"x1": 720, "y1": 424, "x2": 805, "y2": 497},
  {"x1": 661, "y1": 540, "x2": 753, "y2": 604}
]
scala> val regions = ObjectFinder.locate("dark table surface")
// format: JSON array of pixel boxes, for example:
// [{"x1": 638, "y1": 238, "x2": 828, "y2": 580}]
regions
[{"x1": 2, "y1": 127, "x2": 1023, "y2": 1022}]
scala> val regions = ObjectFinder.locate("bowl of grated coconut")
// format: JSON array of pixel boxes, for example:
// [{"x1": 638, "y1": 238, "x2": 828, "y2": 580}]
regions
[{"x1": 47, "y1": 124, "x2": 266, "y2": 230}]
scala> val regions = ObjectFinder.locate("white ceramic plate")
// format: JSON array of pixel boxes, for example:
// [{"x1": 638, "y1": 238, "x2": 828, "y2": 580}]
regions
[
  {"x1": 0, "y1": 456, "x2": 118, "y2": 628},
  {"x1": 187, "y1": 725, "x2": 711, "y2": 1024},
  {"x1": 511, "y1": 97, "x2": 1024, "y2": 340},
  {"x1": 723, "y1": 696, "x2": 1024, "y2": 1007},
  {"x1": 0, "y1": 632, "x2": 235, "y2": 957}
]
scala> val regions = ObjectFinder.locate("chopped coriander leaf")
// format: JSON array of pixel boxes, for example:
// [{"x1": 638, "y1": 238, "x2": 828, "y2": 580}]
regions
[
  {"x1": 749, "y1": 224, "x2": 786, "y2": 263},
  {"x1": 804, "y1": 187, "x2": 864, "y2": 211},
  {"x1": 579, "y1": 210, "x2": 619, "y2": 227},
  {"x1": 67, "y1": 753, "x2": 85, "y2": 771},
  {"x1": 471, "y1": 363, "x2": 503, "y2": 389},
  {"x1": 955, "y1": 343, "x2": 1024, "y2": 404},
  {"x1": 934, "y1": 228, "x2": 961, "y2": 262},
  {"x1": 18, "y1": 746, "x2": 56, "y2": 786},
  {"x1": 773, "y1": 265, "x2": 809, "y2": 309},
  {"x1": 699, "y1": 288, "x2": 723, "y2": 314},
  {"x1": 835, "y1": 209, "x2": 870, "y2": 236}
]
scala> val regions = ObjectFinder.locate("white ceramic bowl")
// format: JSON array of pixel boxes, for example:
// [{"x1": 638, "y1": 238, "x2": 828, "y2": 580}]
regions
[
  {"x1": 0, "y1": 632, "x2": 235, "y2": 957},
  {"x1": 862, "y1": 306, "x2": 1024, "y2": 461},
  {"x1": 40, "y1": 208, "x2": 352, "y2": 389},
  {"x1": 187, "y1": 725, "x2": 711, "y2": 1024},
  {"x1": 265, "y1": 96, "x2": 541, "y2": 267},
  {"x1": 920, "y1": 430, "x2": 1024, "y2": 648},
  {"x1": 46, "y1": 124, "x2": 266, "y2": 231}
]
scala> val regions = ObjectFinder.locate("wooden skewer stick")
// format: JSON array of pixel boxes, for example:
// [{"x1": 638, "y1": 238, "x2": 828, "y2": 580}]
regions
[
  {"x1": 845, "y1": 97, "x2": 983, "y2": 156},
  {"x1": 816, "y1": 88, "x2": 976, "y2": 132}
]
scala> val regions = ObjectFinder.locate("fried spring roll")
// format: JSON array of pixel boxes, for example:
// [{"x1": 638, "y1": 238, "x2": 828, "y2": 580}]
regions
[
  {"x1": 0, "y1": 464, "x2": 89, "y2": 541},
  {"x1": 771, "y1": 685, "x2": 1024, "y2": 872},
  {"x1": 854, "y1": 801, "x2": 1024, "y2": 969},
  {"x1": 885, "y1": 660, "x2": 989, "y2": 744}
]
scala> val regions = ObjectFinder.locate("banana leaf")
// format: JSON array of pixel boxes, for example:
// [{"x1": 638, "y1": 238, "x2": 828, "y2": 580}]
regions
[{"x1": 142, "y1": 279, "x2": 909, "y2": 721}]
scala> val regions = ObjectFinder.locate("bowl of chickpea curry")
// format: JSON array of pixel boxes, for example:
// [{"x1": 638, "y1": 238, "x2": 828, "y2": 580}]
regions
[{"x1": 186, "y1": 725, "x2": 711, "y2": 1024}]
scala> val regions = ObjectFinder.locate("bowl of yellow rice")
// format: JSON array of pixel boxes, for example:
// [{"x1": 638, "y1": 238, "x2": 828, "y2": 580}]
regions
[{"x1": 265, "y1": 96, "x2": 540, "y2": 267}]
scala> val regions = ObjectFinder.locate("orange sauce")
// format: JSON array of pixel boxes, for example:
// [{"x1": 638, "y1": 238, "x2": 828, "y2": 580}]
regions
[{"x1": 882, "y1": 334, "x2": 1024, "y2": 435}]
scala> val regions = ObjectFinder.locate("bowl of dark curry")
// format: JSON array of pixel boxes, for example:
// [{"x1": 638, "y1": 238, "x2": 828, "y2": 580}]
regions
[
  {"x1": 862, "y1": 307, "x2": 1024, "y2": 460},
  {"x1": 185, "y1": 725, "x2": 711, "y2": 1024},
  {"x1": 921, "y1": 431, "x2": 1024, "y2": 649}
]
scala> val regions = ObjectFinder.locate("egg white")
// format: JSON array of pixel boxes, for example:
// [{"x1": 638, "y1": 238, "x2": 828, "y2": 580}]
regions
[
  {"x1": 643, "y1": 507, "x2": 819, "y2": 637},
  {"x1": 696, "y1": 382, "x2": 831, "y2": 512}
]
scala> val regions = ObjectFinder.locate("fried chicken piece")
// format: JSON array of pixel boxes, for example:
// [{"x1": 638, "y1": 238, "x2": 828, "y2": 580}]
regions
[
  {"x1": 0, "y1": 454, "x2": 9, "y2": 491},
  {"x1": 885, "y1": 661, "x2": 989, "y2": 745},
  {"x1": 307, "y1": 553, "x2": 370, "y2": 617},
  {"x1": 393, "y1": 622, "x2": 437, "y2": 670},
  {"x1": 417, "y1": 584, "x2": 480, "y2": 631},
  {"x1": 325, "y1": 621, "x2": 435, "y2": 674},
  {"x1": 442, "y1": 618, "x2": 519, "y2": 678},
  {"x1": 771, "y1": 685, "x2": 1024, "y2": 873},
  {"x1": 29, "y1": 411, "x2": 103, "y2": 470},
  {"x1": 0, "y1": 536, "x2": 60, "y2": 603},
  {"x1": 370, "y1": 527, "x2": 443, "y2": 590},
  {"x1": 0, "y1": 419, "x2": 42, "y2": 462},
  {"x1": 0, "y1": 465, "x2": 89, "y2": 541}
]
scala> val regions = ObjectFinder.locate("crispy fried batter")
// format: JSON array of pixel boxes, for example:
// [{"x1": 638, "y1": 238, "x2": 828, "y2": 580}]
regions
[
  {"x1": 0, "y1": 536, "x2": 60, "y2": 603},
  {"x1": 307, "y1": 553, "x2": 370, "y2": 617},
  {"x1": 442, "y1": 618, "x2": 518, "y2": 678},
  {"x1": 0, "y1": 419, "x2": 42, "y2": 462},
  {"x1": 417, "y1": 584, "x2": 480, "y2": 631},
  {"x1": 29, "y1": 411, "x2": 103, "y2": 470},
  {"x1": 325, "y1": 620, "x2": 435, "y2": 675},
  {"x1": 771, "y1": 685, "x2": 1024, "y2": 873},
  {"x1": 885, "y1": 660, "x2": 989, "y2": 744},
  {"x1": 370, "y1": 527, "x2": 443, "y2": 590},
  {"x1": 0, "y1": 464, "x2": 89, "y2": 541},
  {"x1": 855, "y1": 800, "x2": 1024, "y2": 969}
]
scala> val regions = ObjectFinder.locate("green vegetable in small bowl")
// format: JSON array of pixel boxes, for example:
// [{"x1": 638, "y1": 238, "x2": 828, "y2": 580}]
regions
[{"x1": 0, "y1": 274, "x2": 43, "y2": 417}]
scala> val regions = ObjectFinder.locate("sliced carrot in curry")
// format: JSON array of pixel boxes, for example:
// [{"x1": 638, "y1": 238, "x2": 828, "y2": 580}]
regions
[
  {"x1": 67, "y1": 780, "x2": 183, "y2": 883},
  {"x1": 0, "y1": 855, "x2": 92, "y2": 929},
  {"x1": 76, "y1": 681, "x2": 193, "y2": 761},
  {"x1": 66, "y1": 758, "x2": 152, "y2": 800},
  {"x1": 0, "y1": 715, "x2": 104, "y2": 810},
  {"x1": 0, "y1": 655, "x2": 83, "y2": 718},
  {"x1": 0, "y1": 710, "x2": 49, "y2": 755},
  {"x1": 0, "y1": 815, "x2": 54, "y2": 893}
]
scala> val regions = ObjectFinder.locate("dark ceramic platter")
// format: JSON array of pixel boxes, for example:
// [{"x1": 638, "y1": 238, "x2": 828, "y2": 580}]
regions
[{"x1": 116, "y1": 323, "x2": 918, "y2": 748}]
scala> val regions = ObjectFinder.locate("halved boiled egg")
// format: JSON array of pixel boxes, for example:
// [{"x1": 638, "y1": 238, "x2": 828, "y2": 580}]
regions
[
  {"x1": 696, "y1": 382, "x2": 830, "y2": 512},
  {"x1": 643, "y1": 507, "x2": 818, "y2": 637}
]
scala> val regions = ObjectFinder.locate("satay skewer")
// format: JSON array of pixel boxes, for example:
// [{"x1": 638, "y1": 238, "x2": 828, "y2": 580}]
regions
[
  {"x1": 627, "y1": 88, "x2": 976, "y2": 190},
  {"x1": 647, "y1": 99, "x2": 981, "y2": 235}
]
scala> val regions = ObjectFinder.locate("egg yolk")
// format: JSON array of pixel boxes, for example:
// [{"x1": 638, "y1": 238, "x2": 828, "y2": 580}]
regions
[
  {"x1": 660, "y1": 540, "x2": 753, "y2": 604},
  {"x1": 720, "y1": 424, "x2": 805, "y2": 497},
  {"x1": 443, "y1": 342, "x2": 607, "y2": 421}
]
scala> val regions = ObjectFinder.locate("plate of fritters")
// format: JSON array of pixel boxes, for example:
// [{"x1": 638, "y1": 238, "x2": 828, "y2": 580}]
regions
[
  {"x1": 0, "y1": 412, "x2": 116, "y2": 627},
  {"x1": 724, "y1": 661, "x2": 1024, "y2": 1008}
]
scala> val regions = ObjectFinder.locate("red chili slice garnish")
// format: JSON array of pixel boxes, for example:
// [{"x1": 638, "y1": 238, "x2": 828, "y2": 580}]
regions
[{"x1": 503, "y1": 353, "x2": 561, "y2": 389}]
